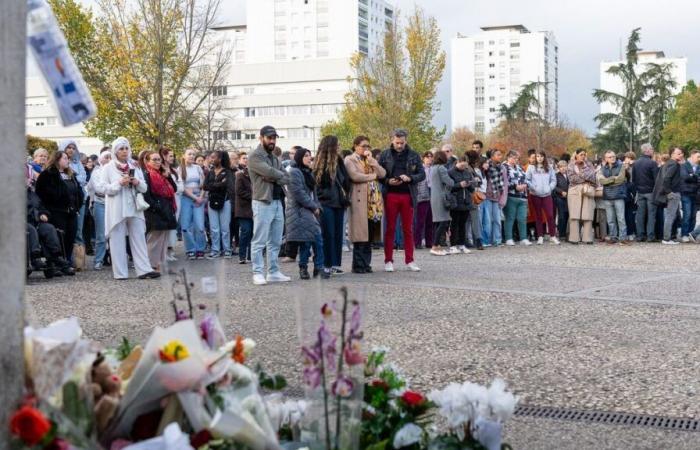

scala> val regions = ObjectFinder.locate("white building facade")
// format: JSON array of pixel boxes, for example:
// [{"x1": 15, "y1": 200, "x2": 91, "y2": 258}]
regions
[
  {"x1": 451, "y1": 25, "x2": 559, "y2": 135},
  {"x1": 25, "y1": 77, "x2": 105, "y2": 155},
  {"x1": 209, "y1": 0, "x2": 394, "y2": 152},
  {"x1": 599, "y1": 51, "x2": 687, "y2": 118}
]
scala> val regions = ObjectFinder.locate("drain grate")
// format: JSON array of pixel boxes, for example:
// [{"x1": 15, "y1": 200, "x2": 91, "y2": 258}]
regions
[{"x1": 514, "y1": 405, "x2": 700, "y2": 432}]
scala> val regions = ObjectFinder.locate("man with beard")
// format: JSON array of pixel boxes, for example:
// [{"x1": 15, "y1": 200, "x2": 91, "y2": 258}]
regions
[{"x1": 248, "y1": 126, "x2": 291, "y2": 285}]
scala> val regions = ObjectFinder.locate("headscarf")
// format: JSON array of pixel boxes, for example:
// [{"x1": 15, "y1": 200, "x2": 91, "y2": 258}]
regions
[
  {"x1": 111, "y1": 137, "x2": 132, "y2": 174},
  {"x1": 294, "y1": 149, "x2": 316, "y2": 192},
  {"x1": 98, "y1": 150, "x2": 112, "y2": 166}
]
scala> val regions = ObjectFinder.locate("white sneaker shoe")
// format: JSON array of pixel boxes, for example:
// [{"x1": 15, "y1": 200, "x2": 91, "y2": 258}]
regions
[
  {"x1": 521, "y1": 239, "x2": 533, "y2": 246},
  {"x1": 430, "y1": 248, "x2": 448, "y2": 256},
  {"x1": 342, "y1": 245, "x2": 351, "y2": 252},
  {"x1": 166, "y1": 253, "x2": 178, "y2": 262},
  {"x1": 460, "y1": 245, "x2": 471, "y2": 254},
  {"x1": 681, "y1": 236, "x2": 690, "y2": 243},
  {"x1": 551, "y1": 236, "x2": 561, "y2": 245},
  {"x1": 661, "y1": 240, "x2": 680, "y2": 245},
  {"x1": 505, "y1": 239, "x2": 515, "y2": 246},
  {"x1": 449, "y1": 246, "x2": 461, "y2": 254},
  {"x1": 385, "y1": 262, "x2": 394, "y2": 272},
  {"x1": 253, "y1": 274, "x2": 268, "y2": 285},
  {"x1": 407, "y1": 262, "x2": 421, "y2": 272},
  {"x1": 537, "y1": 236, "x2": 544, "y2": 245},
  {"x1": 267, "y1": 271, "x2": 291, "y2": 282}
]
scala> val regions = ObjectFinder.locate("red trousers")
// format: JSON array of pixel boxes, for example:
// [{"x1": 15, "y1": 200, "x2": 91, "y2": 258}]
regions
[
  {"x1": 384, "y1": 192, "x2": 414, "y2": 264},
  {"x1": 530, "y1": 195, "x2": 556, "y2": 237}
]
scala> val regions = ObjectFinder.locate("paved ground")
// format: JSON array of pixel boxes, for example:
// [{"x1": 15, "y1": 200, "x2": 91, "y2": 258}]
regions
[{"x1": 25, "y1": 242, "x2": 700, "y2": 449}]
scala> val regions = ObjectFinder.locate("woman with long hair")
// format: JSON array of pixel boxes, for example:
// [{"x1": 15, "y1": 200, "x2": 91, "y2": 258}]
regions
[
  {"x1": 35, "y1": 150, "x2": 82, "y2": 275},
  {"x1": 567, "y1": 148, "x2": 597, "y2": 244},
  {"x1": 447, "y1": 155, "x2": 476, "y2": 254},
  {"x1": 235, "y1": 152, "x2": 253, "y2": 264},
  {"x1": 86, "y1": 149, "x2": 112, "y2": 269},
  {"x1": 465, "y1": 150, "x2": 485, "y2": 250},
  {"x1": 159, "y1": 146, "x2": 182, "y2": 261},
  {"x1": 313, "y1": 135, "x2": 351, "y2": 274},
  {"x1": 102, "y1": 137, "x2": 160, "y2": 279},
  {"x1": 142, "y1": 151, "x2": 178, "y2": 272},
  {"x1": 344, "y1": 136, "x2": 386, "y2": 273},
  {"x1": 180, "y1": 148, "x2": 207, "y2": 259},
  {"x1": 429, "y1": 150, "x2": 455, "y2": 256},
  {"x1": 526, "y1": 150, "x2": 559, "y2": 244},
  {"x1": 203, "y1": 150, "x2": 234, "y2": 259}
]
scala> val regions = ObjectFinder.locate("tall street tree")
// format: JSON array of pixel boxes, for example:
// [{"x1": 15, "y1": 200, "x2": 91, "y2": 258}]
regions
[
  {"x1": 660, "y1": 81, "x2": 700, "y2": 151},
  {"x1": 641, "y1": 62, "x2": 678, "y2": 149}
]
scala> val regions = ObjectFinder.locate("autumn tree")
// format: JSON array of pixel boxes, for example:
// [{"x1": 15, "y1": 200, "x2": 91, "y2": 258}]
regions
[
  {"x1": 322, "y1": 7, "x2": 446, "y2": 152},
  {"x1": 488, "y1": 119, "x2": 590, "y2": 160},
  {"x1": 445, "y1": 127, "x2": 478, "y2": 155},
  {"x1": 660, "y1": 81, "x2": 700, "y2": 151}
]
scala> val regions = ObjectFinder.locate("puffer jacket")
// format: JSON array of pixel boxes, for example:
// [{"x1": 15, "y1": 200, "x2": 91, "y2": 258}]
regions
[
  {"x1": 448, "y1": 166, "x2": 475, "y2": 211},
  {"x1": 525, "y1": 165, "x2": 556, "y2": 197},
  {"x1": 598, "y1": 161, "x2": 628, "y2": 200},
  {"x1": 285, "y1": 164, "x2": 322, "y2": 242}
]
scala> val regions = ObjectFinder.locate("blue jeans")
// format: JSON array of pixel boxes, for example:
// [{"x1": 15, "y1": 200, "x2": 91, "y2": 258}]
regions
[
  {"x1": 74, "y1": 203, "x2": 86, "y2": 245},
  {"x1": 481, "y1": 199, "x2": 502, "y2": 245},
  {"x1": 681, "y1": 194, "x2": 697, "y2": 237},
  {"x1": 298, "y1": 231, "x2": 324, "y2": 270},
  {"x1": 238, "y1": 218, "x2": 253, "y2": 261},
  {"x1": 207, "y1": 200, "x2": 231, "y2": 253},
  {"x1": 180, "y1": 195, "x2": 206, "y2": 253},
  {"x1": 251, "y1": 200, "x2": 285, "y2": 275},
  {"x1": 320, "y1": 206, "x2": 344, "y2": 269},
  {"x1": 603, "y1": 199, "x2": 627, "y2": 240},
  {"x1": 93, "y1": 202, "x2": 107, "y2": 266}
]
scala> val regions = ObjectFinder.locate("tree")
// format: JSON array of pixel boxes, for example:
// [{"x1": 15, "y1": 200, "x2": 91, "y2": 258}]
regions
[
  {"x1": 26, "y1": 135, "x2": 59, "y2": 157},
  {"x1": 488, "y1": 119, "x2": 590, "y2": 160},
  {"x1": 192, "y1": 90, "x2": 236, "y2": 153},
  {"x1": 660, "y1": 81, "x2": 700, "y2": 151},
  {"x1": 445, "y1": 126, "x2": 477, "y2": 155},
  {"x1": 497, "y1": 81, "x2": 544, "y2": 123},
  {"x1": 592, "y1": 121, "x2": 630, "y2": 154},
  {"x1": 50, "y1": 0, "x2": 230, "y2": 150},
  {"x1": 641, "y1": 62, "x2": 678, "y2": 149},
  {"x1": 324, "y1": 7, "x2": 446, "y2": 152}
]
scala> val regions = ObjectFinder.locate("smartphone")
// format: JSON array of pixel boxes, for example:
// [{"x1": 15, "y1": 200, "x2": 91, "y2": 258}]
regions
[{"x1": 128, "y1": 168, "x2": 135, "y2": 177}]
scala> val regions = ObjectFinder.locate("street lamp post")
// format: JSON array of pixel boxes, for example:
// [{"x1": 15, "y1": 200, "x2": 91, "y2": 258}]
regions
[{"x1": 303, "y1": 125, "x2": 316, "y2": 152}]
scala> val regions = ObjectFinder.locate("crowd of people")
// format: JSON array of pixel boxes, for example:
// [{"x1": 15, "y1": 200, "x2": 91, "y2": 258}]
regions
[{"x1": 25, "y1": 126, "x2": 700, "y2": 284}]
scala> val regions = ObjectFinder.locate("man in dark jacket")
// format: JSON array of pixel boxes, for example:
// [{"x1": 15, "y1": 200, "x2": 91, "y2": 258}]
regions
[
  {"x1": 598, "y1": 151, "x2": 629, "y2": 243},
  {"x1": 378, "y1": 129, "x2": 425, "y2": 272},
  {"x1": 661, "y1": 148, "x2": 684, "y2": 244},
  {"x1": 679, "y1": 150, "x2": 699, "y2": 241},
  {"x1": 554, "y1": 160, "x2": 569, "y2": 239},
  {"x1": 632, "y1": 143, "x2": 659, "y2": 241}
]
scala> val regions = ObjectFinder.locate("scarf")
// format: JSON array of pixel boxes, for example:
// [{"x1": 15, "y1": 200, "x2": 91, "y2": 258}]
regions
[
  {"x1": 147, "y1": 166, "x2": 176, "y2": 211},
  {"x1": 300, "y1": 166, "x2": 316, "y2": 193},
  {"x1": 487, "y1": 159, "x2": 505, "y2": 194},
  {"x1": 359, "y1": 155, "x2": 383, "y2": 221}
]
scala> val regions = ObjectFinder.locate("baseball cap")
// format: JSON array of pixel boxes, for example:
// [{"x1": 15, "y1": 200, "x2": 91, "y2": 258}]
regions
[{"x1": 260, "y1": 125, "x2": 279, "y2": 138}]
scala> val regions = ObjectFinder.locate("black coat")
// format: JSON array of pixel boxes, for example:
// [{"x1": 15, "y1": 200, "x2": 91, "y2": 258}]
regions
[
  {"x1": 35, "y1": 167, "x2": 83, "y2": 215},
  {"x1": 27, "y1": 188, "x2": 49, "y2": 226},
  {"x1": 143, "y1": 171, "x2": 178, "y2": 232},
  {"x1": 378, "y1": 145, "x2": 426, "y2": 207},
  {"x1": 234, "y1": 169, "x2": 253, "y2": 219},
  {"x1": 631, "y1": 155, "x2": 659, "y2": 194},
  {"x1": 317, "y1": 156, "x2": 351, "y2": 209},
  {"x1": 679, "y1": 161, "x2": 699, "y2": 195},
  {"x1": 203, "y1": 167, "x2": 235, "y2": 206},
  {"x1": 554, "y1": 172, "x2": 569, "y2": 198},
  {"x1": 447, "y1": 167, "x2": 475, "y2": 211}
]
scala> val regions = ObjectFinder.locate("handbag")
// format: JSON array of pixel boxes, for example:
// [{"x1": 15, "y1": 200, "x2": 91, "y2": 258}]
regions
[
  {"x1": 208, "y1": 192, "x2": 226, "y2": 210},
  {"x1": 443, "y1": 191, "x2": 458, "y2": 210},
  {"x1": 336, "y1": 177, "x2": 351, "y2": 208},
  {"x1": 72, "y1": 243, "x2": 86, "y2": 271},
  {"x1": 472, "y1": 191, "x2": 486, "y2": 205},
  {"x1": 135, "y1": 192, "x2": 150, "y2": 211}
]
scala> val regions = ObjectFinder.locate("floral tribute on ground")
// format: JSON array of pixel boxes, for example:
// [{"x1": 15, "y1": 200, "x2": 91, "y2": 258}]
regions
[{"x1": 10, "y1": 281, "x2": 517, "y2": 450}]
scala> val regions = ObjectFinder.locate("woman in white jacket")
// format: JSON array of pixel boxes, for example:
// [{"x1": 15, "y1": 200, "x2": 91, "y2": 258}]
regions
[
  {"x1": 525, "y1": 150, "x2": 559, "y2": 245},
  {"x1": 103, "y1": 137, "x2": 160, "y2": 280},
  {"x1": 86, "y1": 149, "x2": 112, "y2": 270}
]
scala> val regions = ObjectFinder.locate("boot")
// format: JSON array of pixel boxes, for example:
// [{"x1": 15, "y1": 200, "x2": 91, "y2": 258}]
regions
[
  {"x1": 320, "y1": 268, "x2": 331, "y2": 280},
  {"x1": 312, "y1": 267, "x2": 320, "y2": 278},
  {"x1": 299, "y1": 266, "x2": 310, "y2": 280},
  {"x1": 476, "y1": 239, "x2": 484, "y2": 250},
  {"x1": 43, "y1": 262, "x2": 62, "y2": 279},
  {"x1": 53, "y1": 256, "x2": 75, "y2": 276},
  {"x1": 31, "y1": 253, "x2": 48, "y2": 270}
]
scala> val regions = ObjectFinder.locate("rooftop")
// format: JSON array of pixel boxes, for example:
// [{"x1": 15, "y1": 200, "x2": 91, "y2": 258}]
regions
[{"x1": 480, "y1": 25, "x2": 530, "y2": 33}]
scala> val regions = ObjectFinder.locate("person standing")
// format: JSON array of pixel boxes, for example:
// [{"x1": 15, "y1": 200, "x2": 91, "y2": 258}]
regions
[
  {"x1": 598, "y1": 151, "x2": 630, "y2": 244},
  {"x1": 159, "y1": 146, "x2": 182, "y2": 261},
  {"x1": 378, "y1": 129, "x2": 425, "y2": 272},
  {"x1": 286, "y1": 148, "x2": 329, "y2": 280},
  {"x1": 526, "y1": 150, "x2": 559, "y2": 244},
  {"x1": 58, "y1": 140, "x2": 88, "y2": 249},
  {"x1": 503, "y1": 150, "x2": 531, "y2": 246},
  {"x1": 482, "y1": 149, "x2": 508, "y2": 246},
  {"x1": 314, "y1": 135, "x2": 351, "y2": 275},
  {"x1": 429, "y1": 150, "x2": 454, "y2": 256},
  {"x1": 679, "y1": 149, "x2": 699, "y2": 242},
  {"x1": 659, "y1": 148, "x2": 684, "y2": 244},
  {"x1": 235, "y1": 153, "x2": 253, "y2": 264},
  {"x1": 413, "y1": 151, "x2": 434, "y2": 250},
  {"x1": 567, "y1": 149, "x2": 597, "y2": 244},
  {"x1": 345, "y1": 136, "x2": 386, "y2": 273},
  {"x1": 180, "y1": 148, "x2": 207, "y2": 260},
  {"x1": 447, "y1": 156, "x2": 475, "y2": 254},
  {"x1": 466, "y1": 150, "x2": 485, "y2": 250},
  {"x1": 203, "y1": 151, "x2": 234, "y2": 259},
  {"x1": 102, "y1": 137, "x2": 160, "y2": 279},
  {"x1": 142, "y1": 151, "x2": 177, "y2": 272},
  {"x1": 553, "y1": 160, "x2": 570, "y2": 240},
  {"x1": 35, "y1": 150, "x2": 84, "y2": 268},
  {"x1": 86, "y1": 149, "x2": 112, "y2": 270},
  {"x1": 632, "y1": 143, "x2": 659, "y2": 242},
  {"x1": 248, "y1": 126, "x2": 291, "y2": 285}
]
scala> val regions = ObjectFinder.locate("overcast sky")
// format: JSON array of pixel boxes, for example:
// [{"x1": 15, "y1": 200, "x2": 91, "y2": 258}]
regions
[{"x1": 73, "y1": 0, "x2": 700, "y2": 135}]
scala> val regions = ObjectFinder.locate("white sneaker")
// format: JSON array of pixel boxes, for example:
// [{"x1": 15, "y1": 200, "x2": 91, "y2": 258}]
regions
[
  {"x1": 681, "y1": 236, "x2": 690, "y2": 243},
  {"x1": 460, "y1": 246, "x2": 471, "y2": 254},
  {"x1": 505, "y1": 240, "x2": 515, "y2": 246},
  {"x1": 551, "y1": 236, "x2": 561, "y2": 245},
  {"x1": 689, "y1": 234, "x2": 698, "y2": 243},
  {"x1": 385, "y1": 262, "x2": 394, "y2": 272},
  {"x1": 521, "y1": 239, "x2": 533, "y2": 246},
  {"x1": 449, "y1": 246, "x2": 461, "y2": 254},
  {"x1": 253, "y1": 274, "x2": 268, "y2": 285},
  {"x1": 407, "y1": 262, "x2": 421, "y2": 272},
  {"x1": 342, "y1": 245, "x2": 351, "y2": 252},
  {"x1": 537, "y1": 236, "x2": 544, "y2": 245},
  {"x1": 166, "y1": 253, "x2": 177, "y2": 262},
  {"x1": 661, "y1": 240, "x2": 680, "y2": 245},
  {"x1": 430, "y1": 248, "x2": 448, "y2": 256},
  {"x1": 267, "y1": 271, "x2": 291, "y2": 282}
]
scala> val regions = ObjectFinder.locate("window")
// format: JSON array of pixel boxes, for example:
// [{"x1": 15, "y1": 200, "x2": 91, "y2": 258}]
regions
[
  {"x1": 235, "y1": 50, "x2": 245, "y2": 63},
  {"x1": 474, "y1": 53, "x2": 483, "y2": 61},
  {"x1": 489, "y1": 96, "x2": 495, "y2": 101},
  {"x1": 244, "y1": 133, "x2": 256, "y2": 140},
  {"x1": 488, "y1": 63, "x2": 495, "y2": 68},
  {"x1": 244, "y1": 87, "x2": 255, "y2": 95},
  {"x1": 34, "y1": 121, "x2": 45, "y2": 127},
  {"x1": 46, "y1": 117, "x2": 56, "y2": 126},
  {"x1": 489, "y1": 118, "x2": 496, "y2": 124},
  {"x1": 474, "y1": 41, "x2": 484, "y2": 50},
  {"x1": 244, "y1": 107, "x2": 256, "y2": 117},
  {"x1": 212, "y1": 86, "x2": 227, "y2": 96},
  {"x1": 488, "y1": 74, "x2": 495, "y2": 79},
  {"x1": 230, "y1": 130, "x2": 242, "y2": 140},
  {"x1": 475, "y1": 96, "x2": 484, "y2": 106},
  {"x1": 213, "y1": 131, "x2": 227, "y2": 140},
  {"x1": 499, "y1": 50, "x2": 505, "y2": 56},
  {"x1": 489, "y1": 107, "x2": 496, "y2": 113},
  {"x1": 488, "y1": 40, "x2": 495, "y2": 45},
  {"x1": 510, "y1": 41, "x2": 520, "y2": 48},
  {"x1": 510, "y1": 53, "x2": 520, "y2": 60},
  {"x1": 475, "y1": 86, "x2": 485, "y2": 95},
  {"x1": 475, "y1": 122, "x2": 485, "y2": 133}
]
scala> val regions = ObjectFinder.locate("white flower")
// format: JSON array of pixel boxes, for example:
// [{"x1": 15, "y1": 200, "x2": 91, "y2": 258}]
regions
[
  {"x1": 364, "y1": 404, "x2": 377, "y2": 415},
  {"x1": 392, "y1": 423, "x2": 423, "y2": 448},
  {"x1": 219, "y1": 338, "x2": 256, "y2": 357},
  {"x1": 487, "y1": 378, "x2": 517, "y2": 422}
]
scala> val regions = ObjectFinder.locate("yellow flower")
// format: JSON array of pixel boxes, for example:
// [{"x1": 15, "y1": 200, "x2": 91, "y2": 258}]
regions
[{"x1": 159, "y1": 340, "x2": 189, "y2": 363}]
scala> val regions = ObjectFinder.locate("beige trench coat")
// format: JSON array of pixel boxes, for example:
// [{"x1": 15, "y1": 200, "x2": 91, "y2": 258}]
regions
[
  {"x1": 567, "y1": 183, "x2": 595, "y2": 221},
  {"x1": 344, "y1": 153, "x2": 386, "y2": 242}
]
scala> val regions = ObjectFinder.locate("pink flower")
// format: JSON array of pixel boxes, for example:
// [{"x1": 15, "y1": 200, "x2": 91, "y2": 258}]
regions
[
  {"x1": 332, "y1": 376, "x2": 354, "y2": 398},
  {"x1": 344, "y1": 344, "x2": 364, "y2": 366},
  {"x1": 303, "y1": 366, "x2": 322, "y2": 389}
]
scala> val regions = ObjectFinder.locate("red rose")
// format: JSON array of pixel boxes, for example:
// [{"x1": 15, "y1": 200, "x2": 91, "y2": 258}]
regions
[
  {"x1": 190, "y1": 429, "x2": 213, "y2": 448},
  {"x1": 371, "y1": 380, "x2": 390, "y2": 391},
  {"x1": 401, "y1": 390, "x2": 425, "y2": 407},
  {"x1": 9, "y1": 405, "x2": 52, "y2": 446}
]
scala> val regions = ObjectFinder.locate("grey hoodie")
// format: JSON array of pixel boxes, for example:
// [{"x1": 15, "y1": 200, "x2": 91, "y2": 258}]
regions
[
  {"x1": 58, "y1": 139, "x2": 87, "y2": 188},
  {"x1": 525, "y1": 165, "x2": 556, "y2": 197}
]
